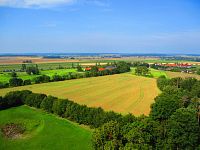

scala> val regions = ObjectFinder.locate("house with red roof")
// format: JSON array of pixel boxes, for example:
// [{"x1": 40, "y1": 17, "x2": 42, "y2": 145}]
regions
[
  {"x1": 85, "y1": 67, "x2": 91, "y2": 71},
  {"x1": 98, "y1": 68, "x2": 105, "y2": 71}
]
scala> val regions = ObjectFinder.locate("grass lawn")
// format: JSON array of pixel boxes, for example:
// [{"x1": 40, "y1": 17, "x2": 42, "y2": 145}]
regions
[
  {"x1": 0, "y1": 74, "x2": 160, "y2": 116},
  {"x1": 0, "y1": 69, "x2": 77, "y2": 83},
  {"x1": 0, "y1": 106, "x2": 92, "y2": 150},
  {"x1": 130, "y1": 67, "x2": 168, "y2": 78},
  {"x1": 150, "y1": 68, "x2": 168, "y2": 78}
]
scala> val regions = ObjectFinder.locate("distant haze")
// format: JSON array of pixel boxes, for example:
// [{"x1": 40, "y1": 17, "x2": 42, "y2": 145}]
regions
[{"x1": 0, "y1": 0, "x2": 200, "y2": 54}]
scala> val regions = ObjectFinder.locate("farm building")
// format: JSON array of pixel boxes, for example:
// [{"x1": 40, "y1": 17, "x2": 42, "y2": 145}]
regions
[
  {"x1": 85, "y1": 66, "x2": 116, "y2": 71},
  {"x1": 85, "y1": 67, "x2": 91, "y2": 71},
  {"x1": 98, "y1": 68, "x2": 105, "y2": 71}
]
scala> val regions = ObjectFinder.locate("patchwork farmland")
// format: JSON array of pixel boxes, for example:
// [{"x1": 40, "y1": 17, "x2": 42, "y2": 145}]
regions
[{"x1": 0, "y1": 73, "x2": 160, "y2": 116}]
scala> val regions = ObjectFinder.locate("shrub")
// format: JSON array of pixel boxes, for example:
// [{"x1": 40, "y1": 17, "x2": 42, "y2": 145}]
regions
[
  {"x1": 0, "y1": 96, "x2": 7, "y2": 110},
  {"x1": 3, "y1": 91, "x2": 24, "y2": 109},
  {"x1": 11, "y1": 71, "x2": 17, "y2": 77},
  {"x1": 52, "y1": 99, "x2": 69, "y2": 116},
  {"x1": 0, "y1": 82, "x2": 9, "y2": 89},
  {"x1": 25, "y1": 93, "x2": 46, "y2": 108},
  {"x1": 23, "y1": 79, "x2": 31, "y2": 85},
  {"x1": 35, "y1": 75, "x2": 50, "y2": 84},
  {"x1": 40, "y1": 96, "x2": 57, "y2": 113},
  {"x1": 52, "y1": 75, "x2": 63, "y2": 81},
  {"x1": 9, "y1": 77, "x2": 23, "y2": 87},
  {"x1": 20, "y1": 90, "x2": 33, "y2": 103}
]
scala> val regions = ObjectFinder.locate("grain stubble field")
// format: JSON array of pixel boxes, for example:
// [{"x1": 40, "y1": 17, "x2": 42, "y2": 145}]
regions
[{"x1": 0, "y1": 74, "x2": 160, "y2": 116}]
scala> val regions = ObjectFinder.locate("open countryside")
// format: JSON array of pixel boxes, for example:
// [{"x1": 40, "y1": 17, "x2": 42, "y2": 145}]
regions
[
  {"x1": 1, "y1": 0, "x2": 200, "y2": 149},
  {"x1": 0, "y1": 73, "x2": 159, "y2": 116}
]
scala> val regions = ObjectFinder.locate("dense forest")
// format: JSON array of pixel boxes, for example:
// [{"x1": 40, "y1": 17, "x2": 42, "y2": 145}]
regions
[{"x1": 0, "y1": 76, "x2": 200, "y2": 149}]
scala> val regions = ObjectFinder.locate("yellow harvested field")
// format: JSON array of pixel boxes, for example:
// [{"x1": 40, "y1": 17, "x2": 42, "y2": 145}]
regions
[
  {"x1": 0, "y1": 74, "x2": 160, "y2": 116},
  {"x1": 166, "y1": 71, "x2": 200, "y2": 80}
]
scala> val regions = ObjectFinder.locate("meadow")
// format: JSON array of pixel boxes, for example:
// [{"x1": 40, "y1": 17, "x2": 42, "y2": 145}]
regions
[
  {"x1": 131, "y1": 67, "x2": 168, "y2": 78},
  {"x1": 0, "y1": 73, "x2": 159, "y2": 116},
  {"x1": 0, "y1": 105, "x2": 92, "y2": 150}
]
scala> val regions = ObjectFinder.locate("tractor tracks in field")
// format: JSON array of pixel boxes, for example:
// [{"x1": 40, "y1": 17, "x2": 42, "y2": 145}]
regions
[{"x1": 126, "y1": 80, "x2": 149, "y2": 113}]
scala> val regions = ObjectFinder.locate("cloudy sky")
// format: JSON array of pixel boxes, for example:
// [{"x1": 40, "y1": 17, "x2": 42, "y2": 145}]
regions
[{"x1": 0, "y1": 0, "x2": 200, "y2": 54}]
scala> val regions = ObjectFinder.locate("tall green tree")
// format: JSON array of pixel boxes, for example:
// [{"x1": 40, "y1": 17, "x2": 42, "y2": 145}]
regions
[
  {"x1": 167, "y1": 108, "x2": 199, "y2": 149},
  {"x1": 40, "y1": 96, "x2": 57, "y2": 113},
  {"x1": 9, "y1": 77, "x2": 23, "y2": 87},
  {"x1": 150, "y1": 87, "x2": 183, "y2": 121},
  {"x1": 135, "y1": 66, "x2": 149, "y2": 76},
  {"x1": 11, "y1": 71, "x2": 17, "y2": 77},
  {"x1": 93, "y1": 121, "x2": 121, "y2": 149}
]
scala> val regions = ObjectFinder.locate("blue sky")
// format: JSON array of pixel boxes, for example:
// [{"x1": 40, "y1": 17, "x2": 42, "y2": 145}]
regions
[{"x1": 0, "y1": 0, "x2": 200, "y2": 54}]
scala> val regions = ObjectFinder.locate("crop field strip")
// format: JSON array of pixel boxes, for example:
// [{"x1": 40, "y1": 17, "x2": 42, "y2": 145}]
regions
[
  {"x1": 0, "y1": 62, "x2": 107, "y2": 72},
  {"x1": 166, "y1": 71, "x2": 200, "y2": 80},
  {"x1": 0, "y1": 73, "x2": 159, "y2": 116},
  {"x1": 0, "y1": 69, "x2": 78, "y2": 83}
]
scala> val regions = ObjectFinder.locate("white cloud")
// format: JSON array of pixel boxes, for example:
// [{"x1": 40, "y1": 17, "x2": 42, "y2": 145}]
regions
[{"x1": 0, "y1": 0, "x2": 76, "y2": 8}]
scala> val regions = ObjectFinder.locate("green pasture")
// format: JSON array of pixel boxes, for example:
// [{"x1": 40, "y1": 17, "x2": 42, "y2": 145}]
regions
[
  {"x1": 130, "y1": 67, "x2": 168, "y2": 78},
  {"x1": 0, "y1": 69, "x2": 77, "y2": 83},
  {"x1": 0, "y1": 106, "x2": 92, "y2": 150},
  {"x1": 150, "y1": 68, "x2": 168, "y2": 78}
]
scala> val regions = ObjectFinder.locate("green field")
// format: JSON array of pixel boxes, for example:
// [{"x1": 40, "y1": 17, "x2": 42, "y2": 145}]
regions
[
  {"x1": 0, "y1": 62, "x2": 79, "y2": 72},
  {"x1": 130, "y1": 67, "x2": 168, "y2": 78},
  {"x1": 150, "y1": 68, "x2": 168, "y2": 78},
  {"x1": 0, "y1": 106, "x2": 92, "y2": 150},
  {"x1": 0, "y1": 73, "x2": 160, "y2": 116},
  {"x1": 0, "y1": 69, "x2": 77, "y2": 83},
  {"x1": 0, "y1": 61, "x2": 107, "y2": 72}
]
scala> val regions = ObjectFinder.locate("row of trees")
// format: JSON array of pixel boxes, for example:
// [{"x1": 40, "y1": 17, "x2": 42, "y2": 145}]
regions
[
  {"x1": 93, "y1": 77, "x2": 200, "y2": 149},
  {"x1": 0, "y1": 90, "x2": 135, "y2": 129},
  {"x1": 21, "y1": 64, "x2": 40, "y2": 75},
  {"x1": 0, "y1": 78, "x2": 32, "y2": 88},
  {"x1": 0, "y1": 61, "x2": 131, "y2": 88}
]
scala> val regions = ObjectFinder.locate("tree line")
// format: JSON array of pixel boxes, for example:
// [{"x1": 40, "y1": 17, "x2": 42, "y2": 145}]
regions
[
  {"x1": 0, "y1": 61, "x2": 131, "y2": 89},
  {"x1": 0, "y1": 90, "x2": 135, "y2": 129}
]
